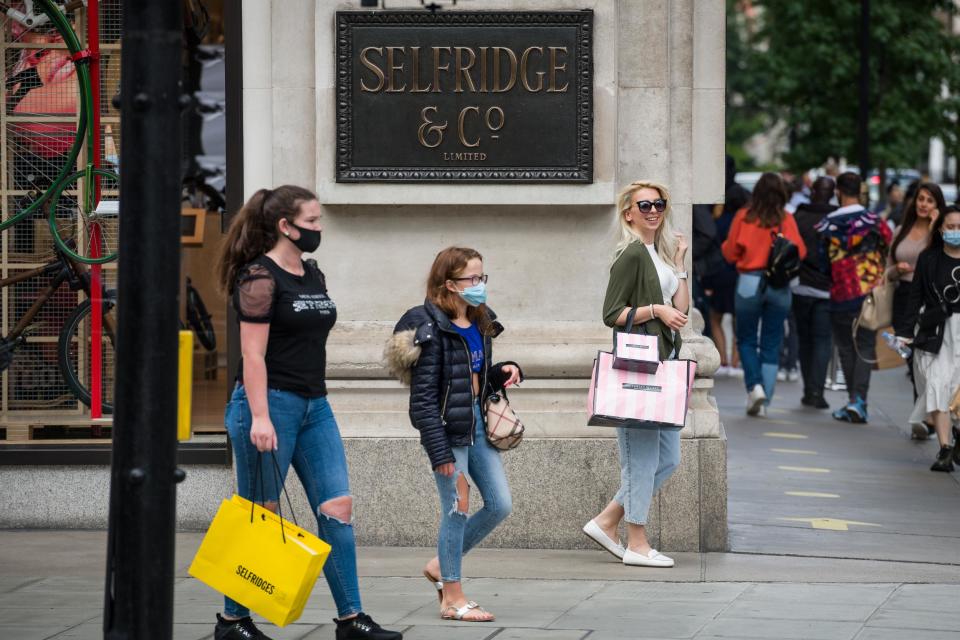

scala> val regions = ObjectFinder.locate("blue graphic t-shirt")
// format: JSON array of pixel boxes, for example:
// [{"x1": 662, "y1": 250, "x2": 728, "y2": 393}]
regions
[{"x1": 452, "y1": 322, "x2": 485, "y2": 373}]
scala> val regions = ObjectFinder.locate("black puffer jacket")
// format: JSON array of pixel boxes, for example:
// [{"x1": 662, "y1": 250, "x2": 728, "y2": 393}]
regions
[{"x1": 388, "y1": 300, "x2": 520, "y2": 469}]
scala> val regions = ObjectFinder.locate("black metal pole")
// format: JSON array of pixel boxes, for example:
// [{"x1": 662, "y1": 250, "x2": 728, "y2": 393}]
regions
[
  {"x1": 858, "y1": 0, "x2": 870, "y2": 181},
  {"x1": 103, "y1": 1, "x2": 183, "y2": 639}
]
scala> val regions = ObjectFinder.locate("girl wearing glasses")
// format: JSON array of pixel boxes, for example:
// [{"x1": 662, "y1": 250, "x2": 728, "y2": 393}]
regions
[
  {"x1": 583, "y1": 181, "x2": 690, "y2": 568},
  {"x1": 899, "y1": 205, "x2": 960, "y2": 472},
  {"x1": 215, "y1": 186, "x2": 401, "y2": 640},
  {"x1": 385, "y1": 247, "x2": 522, "y2": 622}
]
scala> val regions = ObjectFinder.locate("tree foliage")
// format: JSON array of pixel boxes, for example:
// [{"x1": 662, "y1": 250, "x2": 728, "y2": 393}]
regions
[{"x1": 728, "y1": 0, "x2": 960, "y2": 173}]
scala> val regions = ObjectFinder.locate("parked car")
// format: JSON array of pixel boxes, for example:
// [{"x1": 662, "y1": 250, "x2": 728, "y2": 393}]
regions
[
  {"x1": 940, "y1": 183, "x2": 957, "y2": 206},
  {"x1": 735, "y1": 171, "x2": 763, "y2": 193}
]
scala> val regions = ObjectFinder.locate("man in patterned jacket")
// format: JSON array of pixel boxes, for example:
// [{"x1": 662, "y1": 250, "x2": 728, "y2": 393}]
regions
[{"x1": 816, "y1": 172, "x2": 893, "y2": 423}]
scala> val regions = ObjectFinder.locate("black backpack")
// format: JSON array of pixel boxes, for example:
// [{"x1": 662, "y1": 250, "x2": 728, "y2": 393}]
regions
[{"x1": 764, "y1": 226, "x2": 801, "y2": 289}]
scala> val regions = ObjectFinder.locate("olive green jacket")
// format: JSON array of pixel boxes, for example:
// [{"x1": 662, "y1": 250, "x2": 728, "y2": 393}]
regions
[{"x1": 602, "y1": 241, "x2": 682, "y2": 360}]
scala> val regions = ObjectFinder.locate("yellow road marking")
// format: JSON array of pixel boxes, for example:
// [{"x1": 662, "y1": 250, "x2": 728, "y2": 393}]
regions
[
  {"x1": 765, "y1": 418, "x2": 797, "y2": 425},
  {"x1": 779, "y1": 517, "x2": 881, "y2": 531},
  {"x1": 771, "y1": 448, "x2": 818, "y2": 455},
  {"x1": 778, "y1": 465, "x2": 830, "y2": 473},
  {"x1": 785, "y1": 491, "x2": 840, "y2": 498},
  {"x1": 764, "y1": 432, "x2": 808, "y2": 439},
  {"x1": 767, "y1": 408, "x2": 789, "y2": 415}
]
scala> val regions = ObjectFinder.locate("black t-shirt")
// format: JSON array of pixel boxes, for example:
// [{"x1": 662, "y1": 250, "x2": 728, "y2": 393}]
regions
[
  {"x1": 233, "y1": 255, "x2": 337, "y2": 397},
  {"x1": 936, "y1": 254, "x2": 960, "y2": 314}
]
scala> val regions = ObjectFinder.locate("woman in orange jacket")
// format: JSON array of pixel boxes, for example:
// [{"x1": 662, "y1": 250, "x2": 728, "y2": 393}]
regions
[{"x1": 722, "y1": 172, "x2": 806, "y2": 417}]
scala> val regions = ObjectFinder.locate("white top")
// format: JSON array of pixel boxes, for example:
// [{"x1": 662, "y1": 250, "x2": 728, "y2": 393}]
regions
[{"x1": 645, "y1": 243, "x2": 679, "y2": 304}]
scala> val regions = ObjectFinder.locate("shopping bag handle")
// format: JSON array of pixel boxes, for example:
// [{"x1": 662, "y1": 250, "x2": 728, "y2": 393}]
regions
[
  {"x1": 618, "y1": 307, "x2": 682, "y2": 360},
  {"x1": 614, "y1": 307, "x2": 647, "y2": 348},
  {"x1": 251, "y1": 451, "x2": 300, "y2": 544}
]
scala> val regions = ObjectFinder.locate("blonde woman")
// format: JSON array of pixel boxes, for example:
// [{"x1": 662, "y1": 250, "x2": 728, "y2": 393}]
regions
[{"x1": 583, "y1": 181, "x2": 690, "y2": 567}]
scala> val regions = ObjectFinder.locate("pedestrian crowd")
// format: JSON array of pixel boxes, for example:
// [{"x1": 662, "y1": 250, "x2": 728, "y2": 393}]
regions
[
  {"x1": 693, "y1": 157, "x2": 960, "y2": 476},
  {"x1": 204, "y1": 177, "x2": 694, "y2": 640},
  {"x1": 195, "y1": 165, "x2": 959, "y2": 640}
]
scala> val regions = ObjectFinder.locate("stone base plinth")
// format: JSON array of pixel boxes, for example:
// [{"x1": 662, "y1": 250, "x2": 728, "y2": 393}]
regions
[{"x1": 0, "y1": 431, "x2": 727, "y2": 552}]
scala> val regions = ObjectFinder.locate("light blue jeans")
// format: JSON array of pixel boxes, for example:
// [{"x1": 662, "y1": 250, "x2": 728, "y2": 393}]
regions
[
  {"x1": 734, "y1": 271, "x2": 792, "y2": 403},
  {"x1": 433, "y1": 401, "x2": 513, "y2": 582},
  {"x1": 224, "y1": 385, "x2": 362, "y2": 619},
  {"x1": 614, "y1": 426, "x2": 681, "y2": 525}
]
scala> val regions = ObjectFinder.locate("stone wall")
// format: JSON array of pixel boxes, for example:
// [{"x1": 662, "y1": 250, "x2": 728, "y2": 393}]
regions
[{"x1": 0, "y1": 0, "x2": 729, "y2": 551}]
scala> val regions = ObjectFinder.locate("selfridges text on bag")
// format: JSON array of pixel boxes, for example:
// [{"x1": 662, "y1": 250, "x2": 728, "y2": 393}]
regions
[
  {"x1": 588, "y1": 333, "x2": 697, "y2": 430},
  {"x1": 189, "y1": 454, "x2": 331, "y2": 627},
  {"x1": 612, "y1": 307, "x2": 660, "y2": 373}
]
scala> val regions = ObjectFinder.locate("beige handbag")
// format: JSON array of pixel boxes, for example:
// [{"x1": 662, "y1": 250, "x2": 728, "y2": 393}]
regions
[
  {"x1": 484, "y1": 392, "x2": 524, "y2": 451},
  {"x1": 950, "y1": 385, "x2": 960, "y2": 420},
  {"x1": 857, "y1": 278, "x2": 895, "y2": 331}
]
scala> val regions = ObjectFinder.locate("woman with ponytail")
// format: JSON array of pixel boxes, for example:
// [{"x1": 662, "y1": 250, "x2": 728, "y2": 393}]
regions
[{"x1": 213, "y1": 186, "x2": 401, "y2": 640}]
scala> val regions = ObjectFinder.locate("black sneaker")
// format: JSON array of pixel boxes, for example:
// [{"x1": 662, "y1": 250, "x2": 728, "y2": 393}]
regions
[
  {"x1": 335, "y1": 612, "x2": 403, "y2": 640},
  {"x1": 802, "y1": 394, "x2": 829, "y2": 409},
  {"x1": 931, "y1": 446, "x2": 955, "y2": 473},
  {"x1": 952, "y1": 426, "x2": 960, "y2": 465},
  {"x1": 215, "y1": 614, "x2": 273, "y2": 640}
]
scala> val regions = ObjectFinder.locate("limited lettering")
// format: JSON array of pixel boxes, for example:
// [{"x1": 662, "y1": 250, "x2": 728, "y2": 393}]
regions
[{"x1": 442, "y1": 152, "x2": 488, "y2": 161}]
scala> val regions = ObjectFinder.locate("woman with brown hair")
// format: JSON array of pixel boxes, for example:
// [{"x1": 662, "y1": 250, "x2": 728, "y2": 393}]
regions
[
  {"x1": 886, "y1": 183, "x2": 946, "y2": 437},
  {"x1": 215, "y1": 186, "x2": 401, "y2": 640},
  {"x1": 722, "y1": 172, "x2": 806, "y2": 417},
  {"x1": 385, "y1": 247, "x2": 522, "y2": 622}
]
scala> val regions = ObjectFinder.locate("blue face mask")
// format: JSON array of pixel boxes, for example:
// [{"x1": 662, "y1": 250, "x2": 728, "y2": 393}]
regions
[
  {"x1": 458, "y1": 282, "x2": 487, "y2": 307},
  {"x1": 944, "y1": 230, "x2": 960, "y2": 247}
]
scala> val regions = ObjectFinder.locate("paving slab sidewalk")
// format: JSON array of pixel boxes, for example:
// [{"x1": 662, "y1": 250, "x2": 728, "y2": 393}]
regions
[{"x1": 2, "y1": 532, "x2": 959, "y2": 640}]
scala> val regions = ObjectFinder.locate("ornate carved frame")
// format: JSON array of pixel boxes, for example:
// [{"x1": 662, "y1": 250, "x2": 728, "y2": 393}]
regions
[{"x1": 335, "y1": 10, "x2": 594, "y2": 183}]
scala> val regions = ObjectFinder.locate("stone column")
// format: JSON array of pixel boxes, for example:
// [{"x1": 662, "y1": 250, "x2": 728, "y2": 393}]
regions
[{"x1": 260, "y1": 0, "x2": 728, "y2": 552}]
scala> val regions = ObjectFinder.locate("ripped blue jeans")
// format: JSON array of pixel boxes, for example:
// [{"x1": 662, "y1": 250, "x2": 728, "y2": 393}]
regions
[
  {"x1": 224, "y1": 385, "x2": 361, "y2": 619},
  {"x1": 433, "y1": 401, "x2": 513, "y2": 582}
]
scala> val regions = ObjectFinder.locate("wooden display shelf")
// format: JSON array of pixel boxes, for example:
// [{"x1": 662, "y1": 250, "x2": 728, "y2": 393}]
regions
[{"x1": 1, "y1": 414, "x2": 112, "y2": 441}]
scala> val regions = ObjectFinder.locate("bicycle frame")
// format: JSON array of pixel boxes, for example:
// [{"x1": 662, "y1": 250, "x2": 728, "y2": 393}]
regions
[{"x1": 0, "y1": 246, "x2": 114, "y2": 342}]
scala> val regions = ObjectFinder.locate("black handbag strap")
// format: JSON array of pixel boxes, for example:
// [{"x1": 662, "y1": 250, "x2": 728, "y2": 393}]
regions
[{"x1": 250, "y1": 450, "x2": 299, "y2": 544}]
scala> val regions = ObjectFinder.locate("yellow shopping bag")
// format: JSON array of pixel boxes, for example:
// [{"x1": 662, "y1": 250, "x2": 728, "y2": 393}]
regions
[{"x1": 189, "y1": 494, "x2": 331, "y2": 627}]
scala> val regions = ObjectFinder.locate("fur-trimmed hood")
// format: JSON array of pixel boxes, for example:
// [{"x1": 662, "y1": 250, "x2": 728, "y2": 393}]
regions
[
  {"x1": 383, "y1": 328, "x2": 420, "y2": 385},
  {"x1": 382, "y1": 300, "x2": 502, "y2": 385}
]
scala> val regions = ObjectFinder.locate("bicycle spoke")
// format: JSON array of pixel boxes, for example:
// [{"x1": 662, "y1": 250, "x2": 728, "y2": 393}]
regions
[
  {"x1": 58, "y1": 296, "x2": 116, "y2": 413},
  {"x1": 48, "y1": 166, "x2": 118, "y2": 263}
]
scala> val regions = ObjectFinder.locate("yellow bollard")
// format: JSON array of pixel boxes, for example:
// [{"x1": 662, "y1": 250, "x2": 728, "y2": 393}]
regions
[{"x1": 178, "y1": 330, "x2": 193, "y2": 441}]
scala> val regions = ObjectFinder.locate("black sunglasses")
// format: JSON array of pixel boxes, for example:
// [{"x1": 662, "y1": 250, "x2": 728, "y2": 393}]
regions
[{"x1": 634, "y1": 199, "x2": 667, "y2": 213}]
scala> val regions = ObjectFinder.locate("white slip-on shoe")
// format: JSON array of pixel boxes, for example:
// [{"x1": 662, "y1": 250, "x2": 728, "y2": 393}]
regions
[
  {"x1": 582, "y1": 519, "x2": 625, "y2": 559},
  {"x1": 746, "y1": 384, "x2": 767, "y2": 416},
  {"x1": 623, "y1": 548, "x2": 675, "y2": 568}
]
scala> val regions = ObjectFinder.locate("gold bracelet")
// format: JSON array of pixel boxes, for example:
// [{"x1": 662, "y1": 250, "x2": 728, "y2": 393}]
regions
[{"x1": 650, "y1": 304, "x2": 656, "y2": 320}]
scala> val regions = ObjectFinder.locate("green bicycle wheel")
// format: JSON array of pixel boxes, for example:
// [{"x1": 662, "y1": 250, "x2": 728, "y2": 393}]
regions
[
  {"x1": 48, "y1": 167, "x2": 119, "y2": 264},
  {"x1": 0, "y1": 0, "x2": 90, "y2": 231}
]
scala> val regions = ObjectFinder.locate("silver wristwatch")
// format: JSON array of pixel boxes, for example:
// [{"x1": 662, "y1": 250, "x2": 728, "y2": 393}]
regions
[{"x1": 676, "y1": 271, "x2": 688, "y2": 280}]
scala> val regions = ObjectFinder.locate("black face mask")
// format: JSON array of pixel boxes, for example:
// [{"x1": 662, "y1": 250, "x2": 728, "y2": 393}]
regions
[{"x1": 285, "y1": 222, "x2": 321, "y2": 253}]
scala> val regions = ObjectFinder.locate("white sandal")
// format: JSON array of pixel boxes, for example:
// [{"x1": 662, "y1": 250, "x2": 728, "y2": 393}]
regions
[{"x1": 441, "y1": 601, "x2": 494, "y2": 622}]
